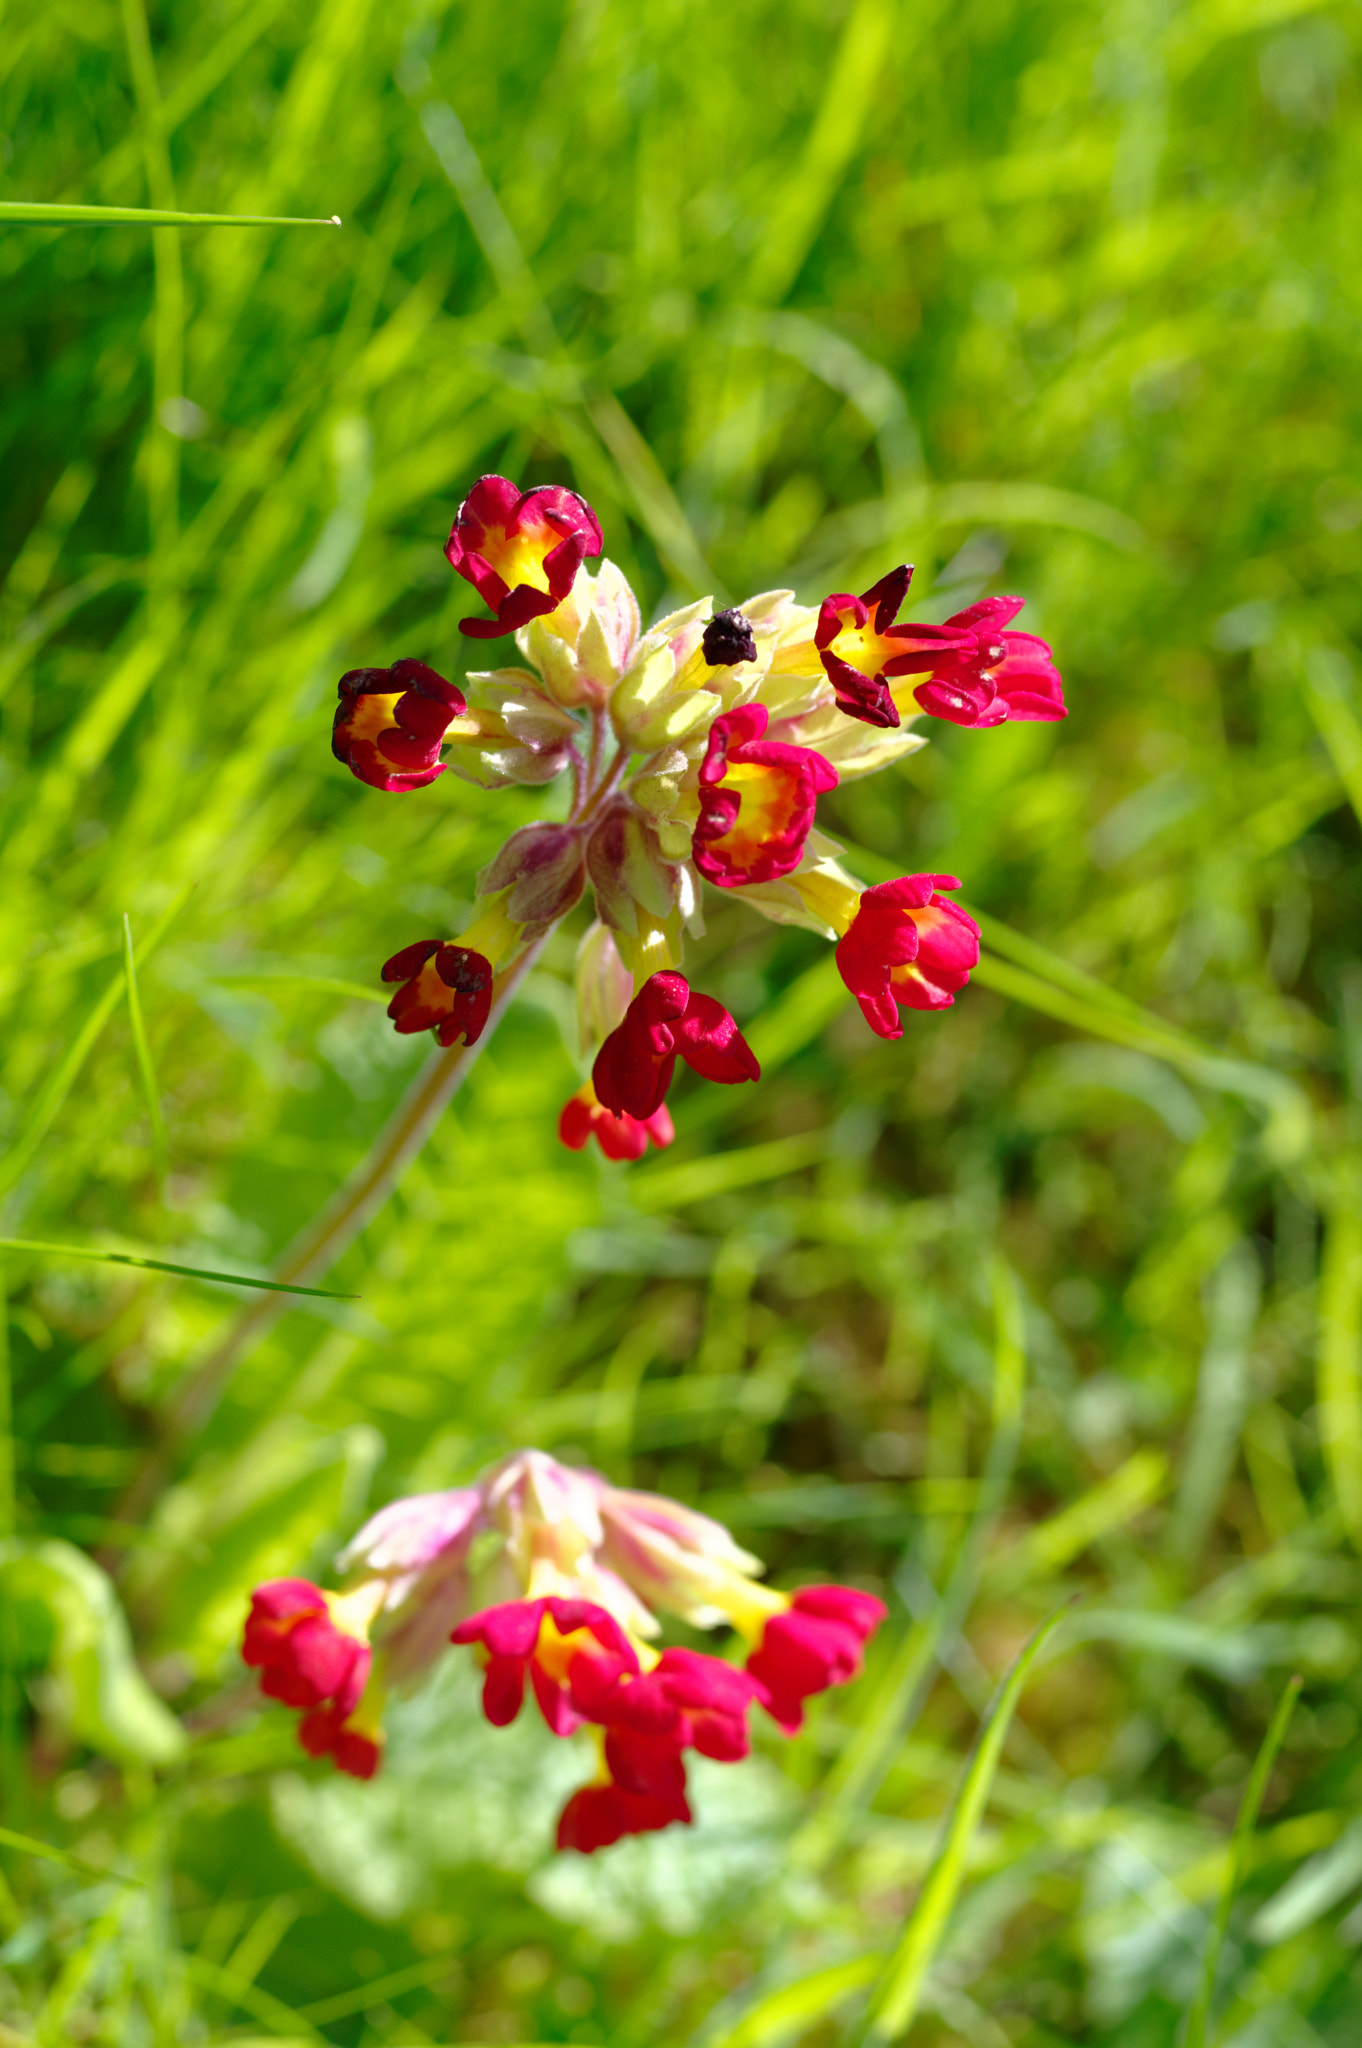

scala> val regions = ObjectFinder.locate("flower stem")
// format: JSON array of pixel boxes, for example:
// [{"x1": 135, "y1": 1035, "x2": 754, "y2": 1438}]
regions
[{"x1": 111, "y1": 936, "x2": 548, "y2": 1536}]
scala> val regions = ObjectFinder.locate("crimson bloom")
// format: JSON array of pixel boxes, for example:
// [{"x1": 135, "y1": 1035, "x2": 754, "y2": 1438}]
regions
[
  {"x1": 816, "y1": 566, "x2": 968, "y2": 729},
  {"x1": 333, "y1": 660, "x2": 467, "y2": 792},
  {"x1": 836, "y1": 875, "x2": 981, "y2": 1037},
  {"x1": 693, "y1": 704, "x2": 839, "y2": 888},
  {"x1": 559, "y1": 1082, "x2": 675, "y2": 1161},
  {"x1": 242, "y1": 1579, "x2": 380, "y2": 1779},
  {"x1": 556, "y1": 1777, "x2": 691, "y2": 1853},
  {"x1": 382, "y1": 940, "x2": 493, "y2": 1049},
  {"x1": 911, "y1": 597, "x2": 1066, "y2": 728},
  {"x1": 746, "y1": 1585, "x2": 888, "y2": 1734},
  {"x1": 592, "y1": 973, "x2": 760, "y2": 1122},
  {"x1": 446, "y1": 476, "x2": 603, "y2": 639},
  {"x1": 450, "y1": 1596, "x2": 639, "y2": 1737}
]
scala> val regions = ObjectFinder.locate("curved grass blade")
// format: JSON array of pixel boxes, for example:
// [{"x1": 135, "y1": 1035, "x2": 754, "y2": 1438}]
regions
[
  {"x1": 0, "y1": 1240, "x2": 355, "y2": 1301},
  {"x1": 0, "y1": 202, "x2": 342, "y2": 227},
  {"x1": 1182, "y1": 1674, "x2": 1301, "y2": 2048},
  {"x1": 0, "y1": 1821, "x2": 143, "y2": 1886},
  {"x1": 858, "y1": 1601, "x2": 1073, "y2": 2044},
  {"x1": 705, "y1": 1954, "x2": 879, "y2": 2048}
]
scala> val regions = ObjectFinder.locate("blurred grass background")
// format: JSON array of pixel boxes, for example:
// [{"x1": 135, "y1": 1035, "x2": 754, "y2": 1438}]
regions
[{"x1": 3, "y1": 0, "x2": 1362, "y2": 2040}]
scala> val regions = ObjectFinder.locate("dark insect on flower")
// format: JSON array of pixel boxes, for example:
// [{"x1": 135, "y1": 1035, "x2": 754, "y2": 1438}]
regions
[{"x1": 701, "y1": 607, "x2": 758, "y2": 667}]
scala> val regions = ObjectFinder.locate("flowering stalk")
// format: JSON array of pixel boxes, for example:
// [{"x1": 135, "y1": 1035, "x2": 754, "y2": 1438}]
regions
[{"x1": 242, "y1": 1448, "x2": 888, "y2": 1852}]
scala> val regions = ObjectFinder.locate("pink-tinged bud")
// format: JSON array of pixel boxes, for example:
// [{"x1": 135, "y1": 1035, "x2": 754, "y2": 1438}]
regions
[
  {"x1": 593, "y1": 1481, "x2": 773, "y2": 1630},
  {"x1": 836, "y1": 875, "x2": 981, "y2": 1037},
  {"x1": 333, "y1": 660, "x2": 467, "y2": 792},
  {"x1": 242, "y1": 1579, "x2": 370, "y2": 1713},
  {"x1": 446, "y1": 476, "x2": 603, "y2": 640},
  {"x1": 911, "y1": 597, "x2": 1066, "y2": 728},
  {"x1": 450, "y1": 1596, "x2": 639, "y2": 1737},
  {"x1": 816, "y1": 567, "x2": 969, "y2": 729},
  {"x1": 338, "y1": 1489, "x2": 482, "y2": 1586},
  {"x1": 556, "y1": 1777, "x2": 691, "y2": 1853},
  {"x1": 382, "y1": 940, "x2": 493, "y2": 1048},
  {"x1": 693, "y1": 703, "x2": 839, "y2": 888},
  {"x1": 592, "y1": 972, "x2": 759, "y2": 1122},
  {"x1": 476, "y1": 822, "x2": 586, "y2": 925},
  {"x1": 585, "y1": 803, "x2": 680, "y2": 935},
  {"x1": 746, "y1": 1585, "x2": 888, "y2": 1734},
  {"x1": 575, "y1": 921, "x2": 633, "y2": 1057},
  {"x1": 559, "y1": 1082, "x2": 675, "y2": 1162}
]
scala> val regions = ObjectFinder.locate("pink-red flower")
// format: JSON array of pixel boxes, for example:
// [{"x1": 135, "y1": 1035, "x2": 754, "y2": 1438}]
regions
[
  {"x1": 242, "y1": 1579, "x2": 380, "y2": 1778},
  {"x1": 746, "y1": 1585, "x2": 887, "y2": 1734},
  {"x1": 836, "y1": 875, "x2": 981, "y2": 1037},
  {"x1": 382, "y1": 940, "x2": 493, "y2": 1048},
  {"x1": 332, "y1": 660, "x2": 467, "y2": 792},
  {"x1": 816, "y1": 567, "x2": 966, "y2": 730},
  {"x1": 559, "y1": 1082, "x2": 675, "y2": 1161},
  {"x1": 693, "y1": 704, "x2": 839, "y2": 888},
  {"x1": 446, "y1": 476, "x2": 603, "y2": 640},
  {"x1": 592, "y1": 973, "x2": 760, "y2": 1122},
  {"x1": 911, "y1": 597, "x2": 1066, "y2": 728},
  {"x1": 556, "y1": 1777, "x2": 691, "y2": 1853},
  {"x1": 450, "y1": 1596, "x2": 640, "y2": 1737}
]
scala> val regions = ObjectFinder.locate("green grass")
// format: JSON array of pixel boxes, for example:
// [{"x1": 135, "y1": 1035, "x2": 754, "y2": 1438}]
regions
[{"x1": 2, "y1": 0, "x2": 1362, "y2": 2041}]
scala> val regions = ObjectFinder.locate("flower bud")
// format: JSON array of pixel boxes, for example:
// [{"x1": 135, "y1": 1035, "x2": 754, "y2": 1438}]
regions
[
  {"x1": 476, "y1": 822, "x2": 586, "y2": 925},
  {"x1": 574, "y1": 921, "x2": 633, "y2": 1056},
  {"x1": 585, "y1": 804, "x2": 679, "y2": 935}
]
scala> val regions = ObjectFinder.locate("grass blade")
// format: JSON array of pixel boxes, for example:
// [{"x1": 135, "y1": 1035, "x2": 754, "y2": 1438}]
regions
[
  {"x1": 0, "y1": 1821, "x2": 142, "y2": 1886},
  {"x1": 0, "y1": 202, "x2": 342, "y2": 227},
  {"x1": 1182, "y1": 1674, "x2": 1302, "y2": 2048},
  {"x1": 858, "y1": 1602, "x2": 1073, "y2": 2044},
  {"x1": 0, "y1": 1240, "x2": 356, "y2": 1301},
  {"x1": 123, "y1": 912, "x2": 168, "y2": 1196},
  {"x1": 1317, "y1": 1165, "x2": 1362, "y2": 1549}
]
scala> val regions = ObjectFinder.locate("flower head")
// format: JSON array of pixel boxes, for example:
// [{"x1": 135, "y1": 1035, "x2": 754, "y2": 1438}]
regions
[
  {"x1": 446, "y1": 476, "x2": 603, "y2": 640},
  {"x1": 332, "y1": 660, "x2": 467, "y2": 792},
  {"x1": 745, "y1": 1585, "x2": 888, "y2": 1733},
  {"x1": 242, "y1": 1578, "x2": 384, "y2": 1778},
  {"x1": 451, "y1": 1596, "x2": 639, "y2": 1736},
  {"x1": 592, "y1": 972, "x2": 759, "y2": 1122},
  {"x1": 559, "y1": 1081, "x2": 675, "y2": 1161},
  {"x1": 382, "y1": 940, "x2": 493, "y2": 1048},
  {"x1": 836, "y1": 875, "x2": 981, "y2": 1037},
  {"x1": 816, "y1": 567, "x2": 965, "y2": 729},
  {"x1": 911, "y1": 597, "x2": 1066, "y2": 728},
  {"x1": 693, "y1": 704, "x2": 838, "y2": 888}
]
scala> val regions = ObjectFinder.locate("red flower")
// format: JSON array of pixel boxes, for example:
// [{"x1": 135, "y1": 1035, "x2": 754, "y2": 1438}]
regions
[
  {"x1": 382, "y1": 940, "x2": 493, "y2": 1049},
  {"x1": 746, "y1": 1585, "x2": 888, "y2": 1734},
  {"x1": 592, "y1": 973, "x2": 759, "y2": 1122},
  {"x1": 836, "y1": 875, "x2": 981, "y2": 1037},
  {"x1": 445, "y1": 475, "x2": 603, "y2": 640},
  {"x1": 816, "y1": 567, "x2": 968, "y2": 730},
  {"x1": 332, "y1": 660, "x2": 467, "y2": 792},
  {"x1": 450, "y1": 1596, "x2": 639, "y2": 1737},
  {"x1": 559, "y1": 1083, "x2": 675, "y2": 1161},
  {"x1": 242, "y1": 1579, "x2": 370, "y2": 1713},
  {"x1": 571, "y1": 1644, "x2": 766, "y2": 1766},
  {"x1": 556, "y1": 1776, "x2": 691, "y2": 1853},
  {"x1": 693, "y1": 704, "x2": 839, "y2": 888},
  {"x1": 297, "y1": 1704, "x2": 383, "y2": 1780},
  {"x1": 911, "y1": 597, "x2": 1066, "y2": 728}
]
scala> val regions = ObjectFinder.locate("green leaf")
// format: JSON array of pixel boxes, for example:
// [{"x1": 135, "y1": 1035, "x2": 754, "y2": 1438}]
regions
[
  {"x1": 1182, "y1": 1674, "x2": 1301, "y2": 2048},
  {"x1": 0, "y1": 202, "x2": 342, "y2": 227},
  {"x1": 0, "y1": 1538, "x2": 184, "y2": 1766},
  {"x1": 858, "y1": 1602, "x2": 1073, "y2": 2043}
]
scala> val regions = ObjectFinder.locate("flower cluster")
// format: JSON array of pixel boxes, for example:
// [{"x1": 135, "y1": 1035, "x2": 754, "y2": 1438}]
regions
[
  {"x1": 242, "y1": 1450, "x2": 885, "y2": 1853},
  {"x1": 334, "y1": 476, "x2": 1067, "y2": 1155}
]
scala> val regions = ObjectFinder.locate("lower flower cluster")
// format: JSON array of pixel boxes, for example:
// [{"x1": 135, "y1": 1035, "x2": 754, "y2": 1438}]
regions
[{"x1": 242, "y1": 1450, "x2": 886, "y2": 1852}]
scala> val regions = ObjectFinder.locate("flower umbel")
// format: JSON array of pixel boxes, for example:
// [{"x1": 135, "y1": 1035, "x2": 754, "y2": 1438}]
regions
[
  {"x1": 242, "y1": 1448, "x2": 886, "y2": 1850},
  {"x1": 332, "y1": 471, "x2": 1068, "y2": 1154}
]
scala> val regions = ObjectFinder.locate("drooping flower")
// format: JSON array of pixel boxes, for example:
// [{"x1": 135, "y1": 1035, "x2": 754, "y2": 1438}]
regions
[
  {"x1": 446, "y1": 476, "x2": 603, "y2": 639},
  {"x1": 332, "y1": 660, "x2": 468, "y2": 792},
  {"x1": 592, "y1": 972, "x2": 760, "y2": 1122},
  {"x1": 911, "y1": 597, "x2": 1066, "y2": 728},
  {"x1": 381, "y1": 940, "x2": 494, "y2": 1048},
  {"x1": 242, "y1": 1578, "x2": 385, "y2": 1778},
  {"x1": 246, "y1": 1449, "x2": 887, "y2": 1850},
  {"x1": 835, "y1": 874, "x2": 981, "y2": 1036},
  {"x1": 559, "y1": 1081, "x2": 675, "y2": 1161},
  {"x1": 744, "y1": 1585, "x2": 888, "y2": 1734},
  {"x1": 693, "y1": 703, "x2": 839, "y2": 888},
  {"x1": 816, "y1": 567, "x2": 968, "y2": 729}
]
